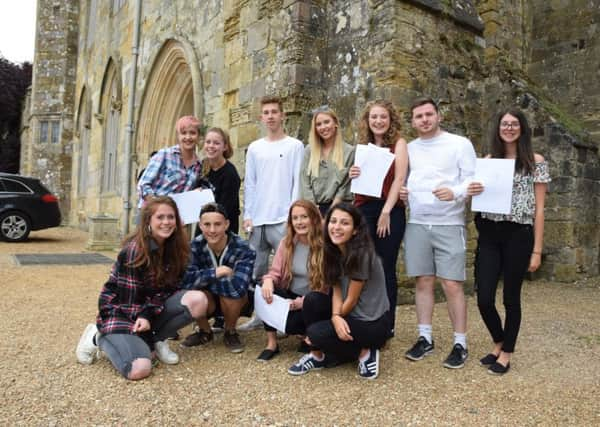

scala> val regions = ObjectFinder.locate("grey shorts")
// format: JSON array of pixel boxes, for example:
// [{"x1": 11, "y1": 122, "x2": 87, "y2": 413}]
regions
[{"x1": 404, "y1": 223, "x2": 466, "y2": 281}]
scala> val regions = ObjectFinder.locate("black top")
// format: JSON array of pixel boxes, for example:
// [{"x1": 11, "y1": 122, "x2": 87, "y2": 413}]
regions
[{"x1": 194, "y1": 160, "x2": 241, "y2": 233}]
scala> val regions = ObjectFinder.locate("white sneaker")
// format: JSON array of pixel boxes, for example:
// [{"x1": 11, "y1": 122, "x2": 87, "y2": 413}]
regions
[
  {"x1": 76, "y1": 323, "x2": 99, "y2": 365},
  {"x1": 155, "y1": 340, "x2": 180, "y2": 365},
  {"x1": 237, "y1": 315, "x2": 263, "y2": 331}
]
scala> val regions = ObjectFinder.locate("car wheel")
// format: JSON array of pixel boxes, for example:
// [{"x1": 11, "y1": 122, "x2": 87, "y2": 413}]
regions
[{"x1": 0, "y1": 211, "x2": 31, "y2": 242}]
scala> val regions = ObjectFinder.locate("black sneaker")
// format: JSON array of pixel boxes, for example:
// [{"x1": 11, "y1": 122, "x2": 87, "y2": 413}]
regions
[
  {"x1": 180, "y1": 329, "x2": 214, "y2": 348},
  {"x1": 358, "y1": 349, "x2": 380, "y2": 380},
  {"x1": 443, "y1": 343, "x2": 468, "y2": 369},
  {"x1": 223, "y1": 330, "x2": 245, "y2": 353},
  {"x1": 405, "y1": 336, "x2": 434, "y2": 361}
]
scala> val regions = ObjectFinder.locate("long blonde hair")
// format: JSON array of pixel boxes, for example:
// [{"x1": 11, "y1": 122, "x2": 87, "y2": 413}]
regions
[
  {"x1": 307, "y1": 109, "x2": 344, "y2": 178},
  {"x1": 282, "y1": 200, "x2": 325, "y2": 291}
]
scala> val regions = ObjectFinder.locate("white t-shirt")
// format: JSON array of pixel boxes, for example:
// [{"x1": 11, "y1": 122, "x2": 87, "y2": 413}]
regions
[
  {"x1": 406, "y1": 131, "x2": 476, "y2": 225},
  {"x1": 243, "y1": 136, "x2": 304, "y2": 226}
]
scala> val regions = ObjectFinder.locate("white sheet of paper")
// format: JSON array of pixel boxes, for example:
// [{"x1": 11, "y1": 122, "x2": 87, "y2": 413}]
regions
[
  {"x1": 471, "y1": 158, "x2": 515, "y2": 214},
  {"x1": 253, "y1": 285, "x2": 290, "y2": 333},
  {"x1": 350, "y1": 144, "x2": 395, "y2": 197},
  {"x1": 169, "y1": 189, "x2": 215, "y2": 225}
]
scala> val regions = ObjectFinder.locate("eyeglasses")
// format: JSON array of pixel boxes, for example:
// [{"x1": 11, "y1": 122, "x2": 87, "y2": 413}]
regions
[{"x1": 500, "y1": 121, "x2": 520, "y2": 129}]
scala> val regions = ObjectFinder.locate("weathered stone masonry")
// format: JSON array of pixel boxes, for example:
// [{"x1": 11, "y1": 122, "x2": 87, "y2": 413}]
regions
[{"x1": 21, "y1": 0, "x2": 600, "y2": 284}]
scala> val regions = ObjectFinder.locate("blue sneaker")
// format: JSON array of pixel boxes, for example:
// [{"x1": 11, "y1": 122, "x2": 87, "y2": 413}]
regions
[
  {"x1": 358, "y1": 349, "x2": 379, "y2": 380},
  {"x1": 287, "y1": 353, "x2": 326, "y2": 375}
]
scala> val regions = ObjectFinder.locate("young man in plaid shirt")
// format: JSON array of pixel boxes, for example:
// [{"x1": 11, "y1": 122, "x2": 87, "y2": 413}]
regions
[{"x1": 181, "y1": 203, "x2": 256, "y2": 353}]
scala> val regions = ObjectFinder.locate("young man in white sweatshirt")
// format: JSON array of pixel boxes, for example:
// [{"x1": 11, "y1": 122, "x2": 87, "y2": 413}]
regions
[
  {"x1": 399, "y1": 97, "x2": 476, "y2": 369},
  {"x1": 238, "y1": 96, "x2": 304, "y2": 330}
]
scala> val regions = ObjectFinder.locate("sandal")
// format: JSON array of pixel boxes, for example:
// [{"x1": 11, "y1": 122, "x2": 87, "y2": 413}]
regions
[{"x1": 180, "y1": 329, "x2": 214, "y2": 348}]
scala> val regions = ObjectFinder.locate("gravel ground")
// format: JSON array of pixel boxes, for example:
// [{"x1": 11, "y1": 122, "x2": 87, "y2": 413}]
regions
[{"x1": 1, "y1": 227, "x2": 599, "y2": 426}]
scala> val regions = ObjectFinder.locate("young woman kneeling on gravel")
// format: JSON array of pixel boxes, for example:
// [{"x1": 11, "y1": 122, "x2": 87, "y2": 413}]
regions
[
  {"x1": 299, "y1": 203, "x2": 391, "y2": 379},
  {"x1": 76, "y1": 196, "x2": 209, "y2": 380}
]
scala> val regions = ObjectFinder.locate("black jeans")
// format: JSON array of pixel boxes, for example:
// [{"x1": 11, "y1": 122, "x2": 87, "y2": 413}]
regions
[
  {"x1": 359, "y1": 200, "x2": 405, "y2": 335},
  {"x1": 307, "y1": 312, "x2": 390, "y2": 363},
  {"x1": 264, "y1": 289, "x2": 332, "y2": 337},
  {"x1": 475, "y1": 216, "x2": 534, "y2": 353}
]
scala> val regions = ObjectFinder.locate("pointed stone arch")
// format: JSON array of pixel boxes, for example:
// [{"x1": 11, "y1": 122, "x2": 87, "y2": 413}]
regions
[
  {"x1": 98, "y1": 58, "x2": 122, "y2": 194},
  {"x1": 136, "y1": 39, "x2": 203, "y2": 164},
  {"x1": 75, "y1": 86, "x2": 92, "y2": 197}
]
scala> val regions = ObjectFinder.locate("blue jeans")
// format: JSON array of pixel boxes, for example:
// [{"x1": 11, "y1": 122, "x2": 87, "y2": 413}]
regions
[{"x1": 359, "y1": 200, "x2": 405, "y2": 336}]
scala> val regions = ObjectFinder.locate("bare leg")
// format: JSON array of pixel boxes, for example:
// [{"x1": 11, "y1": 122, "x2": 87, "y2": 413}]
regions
[
  {"x1": 415, "y1": 275, "x2": 436, "y2": 325},
  {"x1": 195, "y1": 291, "x2": 217, "y2": 331},
  {"x1": 181, "y1": 290, "x2": 209, "y2": 319},
  {"x1": 128, "y1": 358, "x2": 152, "y2": 380},
  {"x1": 220, "y1": 295, "x2": 248, "y2": 330},
  {"x1": 265, "y1": 331, "x2": 278, "y2": 350},
  {"x1": 441, "y1": 279, "x2": 467, "y2": 334}
]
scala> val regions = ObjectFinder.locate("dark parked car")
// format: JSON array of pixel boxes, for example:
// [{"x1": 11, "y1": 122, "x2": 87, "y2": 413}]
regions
[{"x1": 0, "y1": 173, "x2": 62, "y2": 242}]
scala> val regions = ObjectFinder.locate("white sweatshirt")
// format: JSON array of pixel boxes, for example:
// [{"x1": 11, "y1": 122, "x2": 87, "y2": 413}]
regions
[
  {"x1": 243, "y1": 136, "x2": 304, "y2": 226},
  {"x1": 406, "y1": 131, "x2": 476, "y2": 225}
]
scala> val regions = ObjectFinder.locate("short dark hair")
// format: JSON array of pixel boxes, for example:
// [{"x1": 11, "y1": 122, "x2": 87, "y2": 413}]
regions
[
  {"x1": 199, "y1": 202, "x2": 229, "y2": 220},
  {"x1": 410, "y1": 96, "x2": 439, "y2": 115},
  {"x1": 260, "y1": 96, "x2": 284, "y2": 112}
]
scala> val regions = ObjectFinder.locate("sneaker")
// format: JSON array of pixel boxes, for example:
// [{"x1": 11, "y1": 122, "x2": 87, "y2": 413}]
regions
[
  {"x1": 76, "y1": 323, "x2": 99, "y2": 365},
  {"x1": 155, "y1": 340, "x2": 180, "y2": 365},
  {"x1": 405, "y1": 336, "x2": 434, "y2": 361},
  {"x1": 223, "y1": 330, "x2": 245, "y2": 353},
  {"x1": 211, "y1": 316, "x2": 225, "y2": 334},
  {"x1": 358, "y1": 349, "x2": 380, "y2": 380},
  {"x1": 288, "y1": 353, "x2": 326, "y2": 375},
  {"x1": 443, "y1": 343, "x2": 468, "y2": 369},
  {"x1": 237, "y1": 315, "x2": 263, "y2": 331},
  {"x1": 180, "y1": 329, "x2": 214, "y2": 348},
  {"x1": 237, "y1": 315, "x2": 263, "y2": 332}
]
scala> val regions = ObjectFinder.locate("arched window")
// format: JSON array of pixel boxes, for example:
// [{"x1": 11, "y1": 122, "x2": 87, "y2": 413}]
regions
[
  {"x1": 76, "y1": 87, "x2": 91, "y2": 196},
  {"x1": 99, "y1": 60, "x2": 122, "y2": 194}
]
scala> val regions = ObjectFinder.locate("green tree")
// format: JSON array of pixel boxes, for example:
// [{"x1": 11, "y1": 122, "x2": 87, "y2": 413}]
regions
[{"x1": 0, "y1": 55, "x2": 32, "y2": 173}]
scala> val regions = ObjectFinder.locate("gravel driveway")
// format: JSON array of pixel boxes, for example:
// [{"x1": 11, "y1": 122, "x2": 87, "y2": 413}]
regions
[{"x1": 1, "y1": 227, "x2": 598, "y2": 426}]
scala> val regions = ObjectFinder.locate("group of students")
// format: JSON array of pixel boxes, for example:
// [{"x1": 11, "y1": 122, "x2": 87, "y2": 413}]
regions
[{"x1": 75, "y1": 95, "x2": 550, "y2": 381}]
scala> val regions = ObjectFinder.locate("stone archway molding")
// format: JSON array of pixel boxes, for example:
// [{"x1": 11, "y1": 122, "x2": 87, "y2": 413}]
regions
[{"x1": 135, "y1": 37, "x2": 203, "y2": 159}]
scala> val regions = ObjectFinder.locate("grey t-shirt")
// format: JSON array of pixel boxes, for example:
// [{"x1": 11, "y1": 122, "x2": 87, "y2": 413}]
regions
[
  {"x1": 289, "y1": 242, "x2": 310, "y2": 296},
  {"x1": 340, "y1": 254, "x2": 390, "y2": 321}
]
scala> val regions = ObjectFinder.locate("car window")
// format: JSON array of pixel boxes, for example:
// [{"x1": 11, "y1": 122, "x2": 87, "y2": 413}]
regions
[{"x1": 0, "y1": 178, "x2": 33, "y2": 194}]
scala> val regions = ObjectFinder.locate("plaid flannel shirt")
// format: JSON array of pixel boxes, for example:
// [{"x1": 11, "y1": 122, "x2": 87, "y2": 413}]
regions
[
  {"x1": 96, "y1": 239, "x2": 179, "y2": 335},
  {"x1": 182, "y1": 232, "x2": 256, "y2": 299},
  {"x1": 137, "y1": 145, "x2": 202, "y2": 207}
]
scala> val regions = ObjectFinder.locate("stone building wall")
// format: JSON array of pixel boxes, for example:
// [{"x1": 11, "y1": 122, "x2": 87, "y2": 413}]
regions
[
  {"x1": 20, "y1": 0, "x2": 600, "y2": 282},
  {"x1": 21, "y1": 0, "x2": 79, "y2": 220},
  {"x1": 526, "y1": 0, "x2": 600, "y2": 140}
]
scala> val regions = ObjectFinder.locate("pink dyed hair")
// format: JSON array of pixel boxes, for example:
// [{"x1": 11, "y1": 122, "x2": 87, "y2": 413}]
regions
[{"x1": 175, "y1": 115, "x2": 202, "y2": 134}]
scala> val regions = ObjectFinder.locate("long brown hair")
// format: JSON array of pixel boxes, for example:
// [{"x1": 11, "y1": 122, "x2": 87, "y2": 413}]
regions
[
  {"x1": 126, "y1": 196, "x2": 190, "y2": 287},
  {"x1": 282, "y1": 200, "x2": 324, "y2": 291},
  {"x1": 358, "y1": 99, "x2": 402, "y2": 147},
  {"x1": 490, "y1": 109, "x2": 535, "y2": 175}
]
